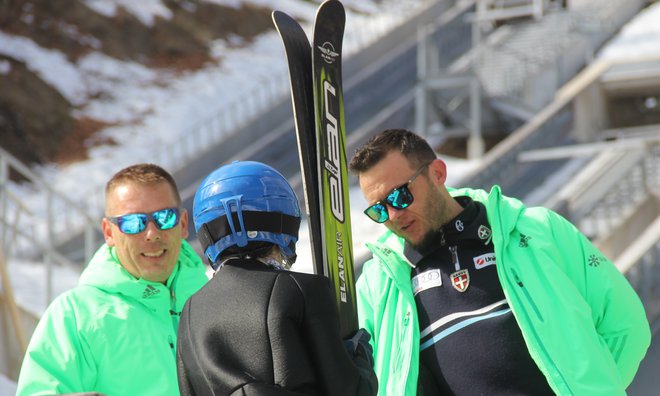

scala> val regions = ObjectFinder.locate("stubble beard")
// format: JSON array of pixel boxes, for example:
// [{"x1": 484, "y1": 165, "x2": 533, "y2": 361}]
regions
[{"x1": 407, "y1": 187, "x2": 447, "y2": 252}]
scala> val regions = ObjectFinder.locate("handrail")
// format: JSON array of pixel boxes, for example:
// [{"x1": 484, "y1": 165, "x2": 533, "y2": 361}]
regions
[
  {"x1": 0, "y1": 145, "x2": 99, "y2": 260},
  {"x1": 0, "y1": 244, "x2": 27, "y2": 355}
]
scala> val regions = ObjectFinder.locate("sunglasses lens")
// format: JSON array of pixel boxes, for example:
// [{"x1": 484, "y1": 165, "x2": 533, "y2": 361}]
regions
[
  {"x1": 388, "y1": 185, "x2": 414, "y2": 209},
  {"x1": 117, "y1": 214, "x2": 148, "y2": 235},
  {"x1": 153, "y1": 208, "x2": 179, "y2": 230},
  {"x1": 365, "y1": 203, "x2": 389, "y2": 223},
  {"x1": 112, "y1": 208, "x2": 179, "y2": 234}
]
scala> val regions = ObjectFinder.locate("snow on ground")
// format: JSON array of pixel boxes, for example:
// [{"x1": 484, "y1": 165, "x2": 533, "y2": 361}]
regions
[
  {"x1": 1, "y1": 0, "x2": 434, "y2": 312},
  {"x1": 3, "y1": 0, "x2": 432, "y2": 217}
]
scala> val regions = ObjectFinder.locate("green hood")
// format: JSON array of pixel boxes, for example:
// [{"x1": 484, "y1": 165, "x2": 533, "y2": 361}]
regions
[
  {"x1": 78, "y1": 239, "x2": 204, "y2": 314},
  {"x1": 16, "y1": 239, "x2": 208, "y2": 396}
]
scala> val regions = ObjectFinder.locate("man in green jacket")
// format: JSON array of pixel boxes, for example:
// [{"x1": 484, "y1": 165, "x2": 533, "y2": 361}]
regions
[
  {"x1": 16, "y1": 163, "x2": 208, "y2": 396},
  {"x1": 349, "y1": 129, "x2": 651, "y2": 395}
]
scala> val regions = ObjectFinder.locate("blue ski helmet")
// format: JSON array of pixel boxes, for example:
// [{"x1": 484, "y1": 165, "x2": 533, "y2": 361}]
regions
[{"x1": 193, "y1": 161, "x2": 301, "y2": 268}]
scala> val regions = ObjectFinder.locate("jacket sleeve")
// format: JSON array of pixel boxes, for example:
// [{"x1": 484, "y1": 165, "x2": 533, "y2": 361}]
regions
[
  {"x1": 295, "y1": 274, "x2": 378, "y2": 396},
  {"x1": 356, "y1": 263, "x2": 382, "y2": 388},
  {"x1": 547, "y1": 209, "x2": 651, "y2": 386},
  {"x1": 356, "y1": 261, "x2": 377, "y2": 348},
  {"x1": 176, "y1": 299, "x2": 197, "y2": 396},
  {"x1": 16, "y1": 293, "x2": 97, "y2": 395}
]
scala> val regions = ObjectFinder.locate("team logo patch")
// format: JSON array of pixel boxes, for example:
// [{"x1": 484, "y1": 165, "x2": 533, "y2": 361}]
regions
[
  {"x1": 478, "y1": 225, "x2": 492, "y2": 245},
  {"x1": 450, "y1": 269, "x2": 470, "y2": 292},
  {"x1": 412, "y1": 269, "x2": 442, "y2": 296},
  {"x1": 473, "y1": 253, "x2": 497, "y2": 269}
]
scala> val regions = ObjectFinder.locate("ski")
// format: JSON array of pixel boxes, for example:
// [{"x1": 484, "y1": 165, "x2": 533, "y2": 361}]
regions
[
  {"x1": 272, "y1": 10, "x2": 324, "y2": 276},
  {"x1": 311, "y1": 0, "x2": 358, "y2": 337},
  {"x1": 273, "y1": 0, "x2": 357, "y2": 337}
]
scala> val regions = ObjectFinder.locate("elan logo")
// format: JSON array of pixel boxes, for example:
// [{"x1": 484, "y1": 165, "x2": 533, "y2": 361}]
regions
[{"x1": 323, "y1": 80, "x2": 344, "y2": 222}]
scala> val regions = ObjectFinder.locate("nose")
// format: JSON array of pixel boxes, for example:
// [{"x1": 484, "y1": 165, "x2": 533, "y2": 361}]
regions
[
  {"x1": 144, "y1": 221, "x2": 162, "y2": 241},
  {"x1": 386, "y1": 204, "x2": 404, "y2": 222}
]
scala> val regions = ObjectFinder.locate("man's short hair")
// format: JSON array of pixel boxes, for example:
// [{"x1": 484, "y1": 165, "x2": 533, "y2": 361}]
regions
[
  {"x1": 349, "y1": 129, "x2": 436, "y2": 173},
  {"x1": 105, "y1": 163, "x2": 181, "y2": 205}
]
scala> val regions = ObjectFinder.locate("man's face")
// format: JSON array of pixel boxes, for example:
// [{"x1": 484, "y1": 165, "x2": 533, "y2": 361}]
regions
[
  {"x1": 102, "y1": 181, "x2": 189, "y2": 283},
  {"x1": 358, "y1": 151, "x2": 448, "y2": 248}
]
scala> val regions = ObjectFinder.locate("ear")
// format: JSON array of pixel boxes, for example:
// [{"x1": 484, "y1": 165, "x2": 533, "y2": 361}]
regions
[
  {"x1": 428, "y1": 158, "x2": 448, "y2": 186},
  {"x1": 102, "y1": 217, "x2": 116, "y2": 247},
  {"x1": 179, "y1": 208, "x2": 190, "y2": 239}
]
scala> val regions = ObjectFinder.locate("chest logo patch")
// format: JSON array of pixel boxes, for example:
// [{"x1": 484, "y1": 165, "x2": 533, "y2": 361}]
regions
[
  {"x1": 450, "y1": 269, "x2": 470, "y2": 292},
  {"x1": 412, "y1": 269, "x2": 442, "y2": 296},
  {"x1": 478, "y1": 225, "x2": 492, "y2": 245},
  {"x1": 473, "y1": 252, "x2": 497, "y2": 269},
  {"x1": 142, "y1": 285, "x2": 160, "y2": 299}
]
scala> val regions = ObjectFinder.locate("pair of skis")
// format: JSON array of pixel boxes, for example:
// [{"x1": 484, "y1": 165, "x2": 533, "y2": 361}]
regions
[{"x1": 272, "y1": 0, "x2": 357, "y2": 337}]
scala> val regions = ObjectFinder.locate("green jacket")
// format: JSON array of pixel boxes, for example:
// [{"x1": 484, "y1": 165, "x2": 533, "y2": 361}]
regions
[
  {"x1": 16, "y1": 240, "x2": 208, "y2": 396},
  {"x1": 357, "y1": 186, "x2": 650, "y2": 396}
]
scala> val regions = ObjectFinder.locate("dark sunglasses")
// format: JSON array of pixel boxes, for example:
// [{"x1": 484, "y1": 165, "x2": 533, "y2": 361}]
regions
[
  {"x1": 364, "y1": 163, "x2": 430, "y2": 223},
  {"x1": 107, "y1": 207, "x2": 181, "y2": 235}
]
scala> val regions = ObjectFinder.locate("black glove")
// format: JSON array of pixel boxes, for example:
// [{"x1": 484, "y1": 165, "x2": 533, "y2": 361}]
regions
[{"x1": 344, "y1": 328, "x2": 375, "y2": 369}]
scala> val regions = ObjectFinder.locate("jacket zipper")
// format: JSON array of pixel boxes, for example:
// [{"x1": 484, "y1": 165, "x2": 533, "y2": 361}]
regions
[
  {"x1": 504, "y1": 249, "x2": 570, "y2": 394},
  {"x1": 393, "y1": 310, "x2": 411, "y2": 374},
  {"x1": 510, "y1": 268, "x2": 544, "y2": 322}
]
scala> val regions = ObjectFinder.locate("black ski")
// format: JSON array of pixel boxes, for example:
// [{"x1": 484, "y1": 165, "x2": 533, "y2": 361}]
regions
[
  {"x1": 272, "y1": 10, "x2": 324, "y2": 274},
  {"x1": 273, "y1": 0, "x2": 357, "y2": 337}
]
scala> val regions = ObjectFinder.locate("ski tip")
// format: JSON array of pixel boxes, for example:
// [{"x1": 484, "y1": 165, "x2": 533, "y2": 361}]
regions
[
  {"x1": 272, "y1": 10, "x2": 286, "y2": 24},
  {"x1": 272, "y1": 10, "x2": 297, "y2": 26},
  {"x1": 319, "y1": 0, "x2": 345, "y2": 15},
  {"x1": 315, "y1": 0, "x2": 346, "y2": 26}
]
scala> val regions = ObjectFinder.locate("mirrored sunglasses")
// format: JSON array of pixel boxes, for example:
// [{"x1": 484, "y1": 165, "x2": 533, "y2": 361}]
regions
[
  {"x1": 107, "y1": 207, "x2": 180, "y2": 235},
  {"x1": 364, "y1": 163, "x2": 430, "y2": 223}
]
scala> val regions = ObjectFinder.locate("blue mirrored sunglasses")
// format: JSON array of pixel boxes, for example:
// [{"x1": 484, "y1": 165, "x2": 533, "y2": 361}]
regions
[
  {"x1": 107, "y1": 207, "x2": 180, "y2": 235},
  {"x1": 364, "y1": 163, "x2": 430, "y2": 223}
]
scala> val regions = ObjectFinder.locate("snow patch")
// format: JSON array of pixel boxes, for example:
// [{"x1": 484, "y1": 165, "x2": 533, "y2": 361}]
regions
[{"x1": 82, "y1": 0, "x2": 173, "y2": 26}]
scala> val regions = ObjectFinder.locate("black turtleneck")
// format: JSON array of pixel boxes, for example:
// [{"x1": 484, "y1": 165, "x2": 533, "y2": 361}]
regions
[{"x1": 406, "y1": 197, "x2": 553, "y2": 396}]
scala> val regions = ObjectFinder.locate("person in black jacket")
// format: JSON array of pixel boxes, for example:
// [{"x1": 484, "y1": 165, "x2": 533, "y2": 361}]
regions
[{"x1": 177, "y1": 160, "x2": 377, "y2": 396}]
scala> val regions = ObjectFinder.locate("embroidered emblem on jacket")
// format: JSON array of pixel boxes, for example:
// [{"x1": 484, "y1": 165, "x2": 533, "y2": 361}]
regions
[
  {"x1": 519, "y1": 233, "x2": 531, "y2": 248},
  {"x1": 478, "y1": 225, "x2": 492, "y2": 245},
  {"x1": 588, "y1": 254, "x2": 605, "y2": 267},
  {"x1": 142, "y1": 285, "x2": 160, "y2": 298},
  {"x1": 451, "y1": 269, "x2": 470, "y2": 292}
]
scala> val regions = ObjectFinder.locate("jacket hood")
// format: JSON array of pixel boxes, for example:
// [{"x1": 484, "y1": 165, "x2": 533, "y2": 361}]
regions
[{"x1": 78, "y1": 239, "x2": 205, "y2": 309}]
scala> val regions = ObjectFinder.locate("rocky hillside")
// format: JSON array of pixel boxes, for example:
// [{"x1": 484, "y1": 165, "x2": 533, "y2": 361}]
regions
[{"x1": 0, "y1": 0, "x2": 278, "y2": 169}]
